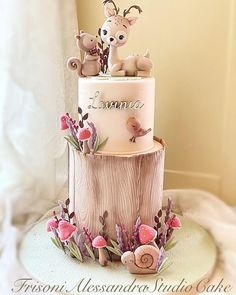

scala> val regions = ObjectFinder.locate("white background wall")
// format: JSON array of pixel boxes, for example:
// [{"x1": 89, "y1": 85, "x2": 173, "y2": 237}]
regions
[{"x1": 77, "y1": 0, "x2": 236, "y2": 205}]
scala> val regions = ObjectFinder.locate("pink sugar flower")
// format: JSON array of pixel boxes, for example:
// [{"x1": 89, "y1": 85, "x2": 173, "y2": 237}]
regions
[{"x1": 46, "y1": 218, "x2": 58, "y2": 232}]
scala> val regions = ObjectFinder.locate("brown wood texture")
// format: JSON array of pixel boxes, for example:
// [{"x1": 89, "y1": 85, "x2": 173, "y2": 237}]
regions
[{"x1": 69, "y1": 141, "x2": 165, "y2": 240}]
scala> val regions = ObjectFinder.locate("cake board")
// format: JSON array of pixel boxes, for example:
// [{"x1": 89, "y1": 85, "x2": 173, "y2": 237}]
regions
[{"x1": 19, "y1": 215, "x2": 217, "y2": 295}]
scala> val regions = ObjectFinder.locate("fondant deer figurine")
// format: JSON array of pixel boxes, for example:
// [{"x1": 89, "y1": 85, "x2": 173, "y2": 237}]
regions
[{"x1": 101, "y1": 0, "x2": 153, "y2": 77}]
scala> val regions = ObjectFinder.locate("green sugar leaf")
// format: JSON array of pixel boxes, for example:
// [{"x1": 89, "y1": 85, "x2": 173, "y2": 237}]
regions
[
  {"x1": 106, "y1": 246, "x2": 122, "y2": 256},
  {"x1": 51, "y1": 237, "x2": 63, "y2": 250},
  {"x1": 164, "y1": 238, "x2": 178, "y2": 251},
  {"x1": 157, "y1": 258, "x2": 173, "y2": 275},
  {"x1": 98, "y1": 137, "x2": 109, "y2": 150},
  {"x1": 110, "y1": 240, "x2": 121, "y2": 252},
  {"x1": 68, "y1": 242, "x2": 83, "y2": 262},
  {"x1": 64, "y1": 136, "x2": 80, "y2": 150},
  {"x1": 84, "y1": 243, "x2": 96, "y2": 261}
]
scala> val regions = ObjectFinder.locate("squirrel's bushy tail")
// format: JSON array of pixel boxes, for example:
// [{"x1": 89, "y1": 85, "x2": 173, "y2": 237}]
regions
[{"x1": 67, "y1": 57, "x2": 82, "y2": 76}]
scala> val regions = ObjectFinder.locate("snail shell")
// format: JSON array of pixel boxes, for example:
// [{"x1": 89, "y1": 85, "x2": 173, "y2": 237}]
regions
[{"x1": 134, "y1": 245, "x2": 160, "y2": 270}]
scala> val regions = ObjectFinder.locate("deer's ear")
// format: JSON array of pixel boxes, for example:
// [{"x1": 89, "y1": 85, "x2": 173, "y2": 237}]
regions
[
  {"x1": 79, "y1": 30, "x2": 85, "y2": 34},
  {"x1": 104, "y1": 6, "x2": 115, "y2": 18},
  {"x1": 75, "y1": 35, "x2": 81, "y2": 40},
  {"x1": 126, "y1": 17, "x2": 138, "y2": 26}
]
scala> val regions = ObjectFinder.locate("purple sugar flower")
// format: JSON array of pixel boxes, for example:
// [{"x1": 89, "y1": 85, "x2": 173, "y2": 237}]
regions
[
  {"x1": 87, "y1": 121, "x2": 97, "y2": 149},
  {"x1": 58, "y1": 201, "x2": 66, "y2": 220},
  {"x1": 121, "y1": 224, "x2": 132, "y2": 251},
  {"x1": 157, "y1": 247, "x2": 165, "y2": 270},
  {"x1": 160, "y1": 224, "x2": 167, "y2": 247},
  {"x1": 65, "y1": 114, "x2": 79, "y2": 143},
  {"x1": 115, "y1": 224, "x2": 125, "y2": 252},
  {"x1": 133, "y1": 216, "x2": 141, "y2": 249},
  {"x1": 165, "y1": 198, "x2": 173, "y2": 223},
  {"x1": 83, "y1": 227, "x2": 94, "y2": 251}
]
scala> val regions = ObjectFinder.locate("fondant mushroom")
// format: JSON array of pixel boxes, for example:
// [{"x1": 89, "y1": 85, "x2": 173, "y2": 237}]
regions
[
  {"x1": 46, "y1": 218, "x2": 58, "y2": 232},
  {"x1": 58, "y1": 220, "x2": 77, "y2": 242},
  {"x1": 77, "y1": 128, "x2": 91, "y2": 154},
  {"x1": 167, "y1": 215, "x2": 182, "y2": 229},
  {"x1": 92, "y1": 236, "x2": 108, "y2": 266},
  {"x1": 60, "y1": 115, "x2": 69, "y2": 130},
  {"x1": 138, "y1": 224, "x2": 158, "y2": 248}
]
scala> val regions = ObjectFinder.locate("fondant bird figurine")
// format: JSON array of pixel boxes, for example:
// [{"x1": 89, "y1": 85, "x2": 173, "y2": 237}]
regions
[{"x1": 126, "y1": 117, "x2": 151, "y2": 142}]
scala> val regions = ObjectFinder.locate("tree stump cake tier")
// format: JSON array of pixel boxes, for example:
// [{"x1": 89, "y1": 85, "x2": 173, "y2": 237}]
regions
[{"x1": 69, "y1": 139, "x2": 165, "y2": 240}]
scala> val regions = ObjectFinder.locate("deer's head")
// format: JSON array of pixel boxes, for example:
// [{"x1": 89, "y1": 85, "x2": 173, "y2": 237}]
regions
[{"x1": 101, "y1": 1, "x2": 142, "y2": 48}]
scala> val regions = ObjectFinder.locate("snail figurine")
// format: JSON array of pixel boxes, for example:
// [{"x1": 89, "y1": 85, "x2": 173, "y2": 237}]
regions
[{"x1": 121, "y1": 245, "x2": 160, "y2": 274}]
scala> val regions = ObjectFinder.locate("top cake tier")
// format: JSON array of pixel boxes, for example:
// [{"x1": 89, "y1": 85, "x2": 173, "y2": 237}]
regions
[{"x1": 78, "y1": 77, "x2": 155, "y2": 155}]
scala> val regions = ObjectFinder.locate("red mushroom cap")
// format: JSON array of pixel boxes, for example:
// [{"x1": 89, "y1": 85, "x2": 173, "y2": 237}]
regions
[
  {"x1": 138, "y1": 224, "x2": 157, "y2": 245},
  {"x1": 92, "y1": 235, "x2": 107, "y2": 248},
  {"x1": 166, "y1": 215, "x2": 182, "y2": 229},
  {"x1": 76, "y1": 128, "x2": 91, "y2": 141},
  {"x1": 60, "y1": 115, "x2": 69, "y2": 130},
  {"x1": 46, "y1": 218, "x2": 58, "y2": 232},
  {"x1": 58, "y1": 220, "x2": 77, "y2": 241}
]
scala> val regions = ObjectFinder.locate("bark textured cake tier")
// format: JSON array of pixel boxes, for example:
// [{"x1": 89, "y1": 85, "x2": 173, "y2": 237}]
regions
[{"x1": 69, "y1": 139, "x2": 165, "y2": 240}]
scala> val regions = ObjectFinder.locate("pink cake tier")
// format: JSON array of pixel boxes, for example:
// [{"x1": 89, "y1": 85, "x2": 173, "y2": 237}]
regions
[{"x1": 78, "y1": 77, "x2": 155, "y2": 155}]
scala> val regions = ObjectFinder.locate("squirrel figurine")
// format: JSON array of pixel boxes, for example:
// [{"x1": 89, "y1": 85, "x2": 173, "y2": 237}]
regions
[
  {"x1": 67, "y1": 30, "x2": 101, "y2": 77},
  {"x1": 121, "y1": 245, "x2": 160, "y2": 274}
]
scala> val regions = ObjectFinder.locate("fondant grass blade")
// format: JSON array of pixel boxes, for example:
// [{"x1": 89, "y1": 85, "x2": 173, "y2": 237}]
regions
[
  {"x1": 72, "y1": 242, "x2": 83, "y2": 262},
  {"x1": 93, "y1": 136, "x2": 109, "y2": 153},
  {"x1": 110, "y1": 240, "x2": 123, "y2": 254},
  {"x1": 110, "y1": 240, "x2": 119, "y2": 249},
  {"x1": 68, "y1": 242, "x2": 84, "y2": 262},
  {"x1": 64, "y1": 136, "x2": 80, "y2": 150},
  {"x1": 51, "y1": 237, "x2": 64, "y2": 251},
  {"x1": 157, "y1": 258, "x2": 173, "y2": 275},
  {"x1": 98, "y1": 137, "x2": 108, "y2": 150},
  {"x1": 164, "y1": 237, "x2": 178, "y2": 251},
  {"x1": 84, "y1": 243, "x2": 96, "y2": 261},
  {"x1": 106, "y1": 246, "x2": 122, "y2": 256}
]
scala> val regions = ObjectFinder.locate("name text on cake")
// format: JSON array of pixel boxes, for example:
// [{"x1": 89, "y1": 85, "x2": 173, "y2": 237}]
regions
[{"x1": 88, "y1": 91, "x2": 144, "y2": 110}]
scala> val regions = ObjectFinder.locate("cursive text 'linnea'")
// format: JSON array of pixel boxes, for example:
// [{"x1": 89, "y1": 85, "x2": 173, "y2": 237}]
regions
[{"x1": 88, "y1": 91, "x2": 144, "y2": 110}]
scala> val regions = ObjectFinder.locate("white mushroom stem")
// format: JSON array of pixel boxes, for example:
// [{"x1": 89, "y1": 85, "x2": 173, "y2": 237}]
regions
[
  {"x1": 98, "y1": 248, "x2": 108, "y2": 266},
  {"x1": 83, "y1": 140, "x2": 90, "y2": 154}
]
